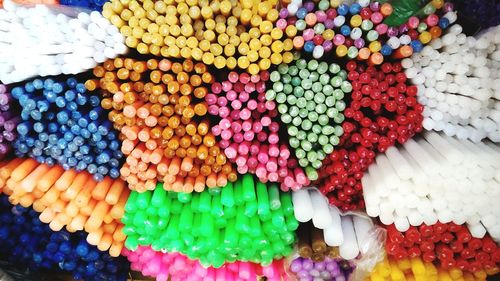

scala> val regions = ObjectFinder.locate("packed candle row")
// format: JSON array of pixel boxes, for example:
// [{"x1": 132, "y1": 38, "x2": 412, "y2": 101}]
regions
[
  {"x1": 0, "y1": 158, "x2": 129, "y2": 256},
  {"x1": 0, "y1": 0, "x2": 127, "y2": 84},
  {"x1": 385, "y1": 223, "x2": 499, "y2": 274},
  {"x1": 403, "y1": 24, "x2": 500, "y2": 142},
  {"x1": 363, "y1": 131, "x2": 500, "y2": 241},
  {"x1": 122, "y1": 174, "x2": 297, "y2": 268},
  {"x1": 366, "y1": 256, "x2": 497, "y2": 281},
  {"x1": 317, "y1": 61, "x2": 424, "y2": 211},
  {"x1": 278, "y1": 0, "x2": 456, "y2": 62},
  {"x1": 0, "y1": 196, "x2": 129, "y2": 281},
  {"x1": 289, "y1": 256, "x2": 354, "y2": 281},
  {"x1": 0, "y1": 85, "x2": 18, "y2": 159},
  {"x1": 266, "y1": 57, "x2": 349, "y2": 181},
  {"x1": 11, "y1": 77, "x2": 123, "y2": 181},
  {"x1": 207, "y1": 69, "x2": 309, "y2": 191},
  {"x1": 102, "y1": 0, "x2": 295, "y2": 75},
  {"x1": 123, "y1": 246, "x2": 288, "y2": 281},
  {"x1": 86, "y1": 57, "x2": 237, "y2": 192}
]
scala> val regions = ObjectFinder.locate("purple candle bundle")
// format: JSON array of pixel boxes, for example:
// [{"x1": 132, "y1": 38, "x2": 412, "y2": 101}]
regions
[
  {"x1": 289, "y1": 257, "x2": 354, "y2": 281},
  {"x1": 451, "y1": 0, "x2": 500, "y2": 29},
  {"x1": 0, "y1": 84, "x2": 19, "y2": 159}
]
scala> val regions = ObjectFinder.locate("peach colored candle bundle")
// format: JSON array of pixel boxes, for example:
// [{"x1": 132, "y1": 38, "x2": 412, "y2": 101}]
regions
[
  {"x1": 122, "y1": 246, "x2": 289, "y2": 281},
  {"x1": 0, "y1": 158, "x2": 129, "y2": 257},
  {"x1": 86, "y1": 58, "x2": 237, "y2": 193}
]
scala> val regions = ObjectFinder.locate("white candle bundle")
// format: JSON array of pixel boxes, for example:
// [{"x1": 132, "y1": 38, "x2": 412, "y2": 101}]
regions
[
  {"x1": 362, "y1": 131, "x2": 500, "y2": 241},
  {"x1": 292, "y1": 188, "x2": 376, "y2": 260},
  {"x1": 403, "y1": 24, "x2": 500, "y2": 143},
  {"x1": 0, "y1": 0, "x2": 127, "y2": 84}
]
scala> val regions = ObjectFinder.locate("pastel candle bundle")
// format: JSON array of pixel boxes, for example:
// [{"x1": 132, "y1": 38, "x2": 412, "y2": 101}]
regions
[
  {"x1": 266, "y1": 58, "x2": 350, "y2": 181},
  {"x1": 206, "y1": 70, "x2": 309, "y2": 191},
  {"x1": 102, "y1": 0, "x2": 294, "y2": 75},
  {"x1": 363, "y1": 132, "x2": 500, "y2": 241},
  {"x1": 86, "y1": 58, "x2": 237, "y2": 192},
  {"x1": 293, "y1": 188, "x2": 377, "y2": 260},
  {"x1": 0, "y1": 158, "x2": 129, "y2": 257},
  {"x1": 385, "y1": 223, "x2": 499, "y2": 274},
  {"x1": 289, "y1": 256, "x2": 354, "y2": 281},
  {"x1": 403, "y1": 24, "x2": 500, "y2": 142},
  {"x1": 11, "y1": 77, "x2": 123, "y2": 181},
  {"x1": 317, "y1": 61, "x2": 424, "y2": 211},
  {"x1": 0, "y1": 85, "x2": 19, "y2": 159},
  {"x1": 122, "y1": 174, "x2": 298, "y2": 268},
  {"x1": 0, "y1": 196, "x2": 129, "y2": 281},
  {"x1": 366, "y1": 256, "x2": 498, "y2": 281},
  {"x1": 0, "y1": 0, "x2": 127, "y2": 84},
  {"x1": 123, "y1": 246, "x2": 289, "y2": 281}
]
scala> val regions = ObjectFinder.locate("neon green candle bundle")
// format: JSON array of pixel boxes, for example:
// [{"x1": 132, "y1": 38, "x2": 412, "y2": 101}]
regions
[{"x1": 121, "y1": 174, "x2": 298, "y2": 268}]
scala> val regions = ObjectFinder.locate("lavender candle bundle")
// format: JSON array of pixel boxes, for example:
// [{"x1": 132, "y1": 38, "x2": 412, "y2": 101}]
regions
[
  {"x1": 289, "y1": 256, "x2": 354, "y2": 281},
  {"x1": 0, "y1": 84, "x2": 18, "y2": 159}
]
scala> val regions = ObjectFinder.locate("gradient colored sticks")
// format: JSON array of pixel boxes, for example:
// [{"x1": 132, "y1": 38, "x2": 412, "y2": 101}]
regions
[
  {"x1": 385, "y1": 223, "x2": 499, "y2": 273},
  {"x1": 87, "y1": 57, "x2": 237, "y2": 192},
  {"x1": 0, "y1": 85, "x2": 19, "y2": 159},
  {"x1": 0, "y1": 196, "x2": 129, "y2": 281},
  {"x1": 266, "y1": 58, "x2": 350, "y2": 181},
  {"x1": 317, "y1": 61, "x2": 424, "y2": 211},
  {"x1": 207, "y1": 70, "x2": 309, "y2": 191},
  {"x1": 289, "y1": 256, "x2": 354, "y2": 281},
  {"x1": 122, "y1": 174, "x2": 298, "y2": 268},
  {"x1": 102, "y1": 0, "x2": 294, "y2": 75},
  {"x1": 11, "y1": 77, "x2": 123, "y2": 181},
  {"x1": 123, "y1": 246, "x2": 289, "y2": 281},
  {"x1": 366, "y1": 256, "x2": 497, "y2": 281},
  {"x1": 0, "y1": 158, "x2": 129, "y2": 257},
  {"x1": 0, "y1": 0, "x2": 127, "y2": 84}
]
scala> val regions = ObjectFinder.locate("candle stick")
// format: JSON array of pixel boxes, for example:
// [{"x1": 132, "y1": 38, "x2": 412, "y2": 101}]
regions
[{"x1": 289, "y1": 256, "x2": 354, "y2": 281}]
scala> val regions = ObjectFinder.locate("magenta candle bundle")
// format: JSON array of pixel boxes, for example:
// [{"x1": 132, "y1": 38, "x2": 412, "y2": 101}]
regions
[
  {"x1": 122, "y1": 246, "x2": 288, "y2": 281},
  {"x1": 206, "y1": 71, "x2": 310, "y2": 191}
]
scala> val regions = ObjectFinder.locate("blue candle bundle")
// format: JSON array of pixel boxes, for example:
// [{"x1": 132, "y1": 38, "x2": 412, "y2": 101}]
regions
[
  {"x1": 59, "y1": 0, "x2": 109, "y2": 11},
  {"x1": 0, "y1": 84, "x2": 19, "y2": 159},
  {"x1": 0, "y1": 195, "x2": 129, "y2": 281},
  {"x1": 11, "y1": 77, "x2": 123, "y2": 182},
  {"x1": 451, "y1": 0, "x2": 500, "y2": 29}
]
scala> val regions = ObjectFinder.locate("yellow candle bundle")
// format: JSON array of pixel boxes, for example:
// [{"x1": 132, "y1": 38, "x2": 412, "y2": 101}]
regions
[
  {"x1": 102, "y1": 0, "x2": 294, "y2": 75},
  {"x1": 366, "y1": 257, "x2": 498, "y2": 281},
  {"x1": 0, "y1": 158, "x2": 129, "y2": 257}
]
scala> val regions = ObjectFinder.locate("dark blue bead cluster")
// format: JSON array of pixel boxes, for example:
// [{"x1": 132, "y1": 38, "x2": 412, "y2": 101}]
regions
[
  {"x1": 59, "y1": 0, "x2": 109, "y2": 12},
  {"x1": 451, "y1": 0, "x2": 500, "y2": 29},
  {"x1": 11, "y1": 77, "x2": 123, "y2": 182},
  {"x1": 0, "y1": 196, "x2": 129, "y2": 281}
]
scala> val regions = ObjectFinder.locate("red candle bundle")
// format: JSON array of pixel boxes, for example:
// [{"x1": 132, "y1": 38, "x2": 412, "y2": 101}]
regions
[
  {"x1": 386, "y1": 223, "x2": 500, "y2": 274},
  {"x1": 206, "y1": 71, "x2": 310, "y2": 191},
  {"x1": 316, "y1": 61, "x2": 424, "y2": 211}
]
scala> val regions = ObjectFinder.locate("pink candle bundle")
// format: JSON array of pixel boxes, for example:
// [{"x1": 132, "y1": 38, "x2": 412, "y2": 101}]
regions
[
  {"x1": 122, "y1": 246, "x2": 288, "y2": 281},
  {"x1": 206, "y1": 71, "x2": 310, "y2": 191}
]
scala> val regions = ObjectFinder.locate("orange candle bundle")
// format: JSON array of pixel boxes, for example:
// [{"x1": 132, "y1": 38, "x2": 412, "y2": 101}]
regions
[
  {"x1": 0, "y1": 158, "x2": 129, "y2": 257},
  {"x1": 85, "y1": 57, "x2": 237, "y2": 192}
]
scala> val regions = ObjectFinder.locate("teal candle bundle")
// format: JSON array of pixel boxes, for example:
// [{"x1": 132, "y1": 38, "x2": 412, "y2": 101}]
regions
[
  {"x1": 265, "y1": 58, "x2": 351, "y2": 181},
  {"x1": 121, "y1": 174, "x2": 298, "y2": 268}
]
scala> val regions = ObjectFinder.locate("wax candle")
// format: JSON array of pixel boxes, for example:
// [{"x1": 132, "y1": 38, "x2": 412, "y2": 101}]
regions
[
  {"x1": 207, "y1": 70, "x2": 309, "y2": 191},
  {"x1": 11, "y1": 77, "x2": 123, "y2": 181},
  {"x1": 87, "y1": 57, "x2": 237, "y2": 192},
  {"x1": 122, "y1": 174, "x2": 297, "y2": 268},
  {"x1": 289, "y1": 256, "x2": 354, "y2": 281},
  {"x1": 59, "y1": 0, "x2": 107, "y2": 11},
  {"x1": 0, "y1": 0, "x2": 127, "y2": 84},
  {"x1": 0, "y1": 158, "x2": 129, "y2": 256},
  {"x1": 0, "y1": 84, "x2": 19, "y2": 159},
  {"x1": 0, "y1": 195, "x2": 129, "y2": 281}
]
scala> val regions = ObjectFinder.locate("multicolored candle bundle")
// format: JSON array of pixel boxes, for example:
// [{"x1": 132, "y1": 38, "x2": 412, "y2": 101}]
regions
[
  {"x1": 123, "y1": 246, "x2": 288, "y2": 281},
  {"x1": 0, "y1": 85, "x2": 19, "y2": 159},
  {"x1": 289, "y1": 256, "x2": 354, "y2": 281},
  {"x1": 317, "y1": 61, "x2": 424, "y2": 211},
  {"x1": 0, "y1": 195, "x2": 129, "y2": 281},
  {"x1": 11, "y1": 77, "x2": 123, "y2": 181},
  {"x1": 0, "y1": 158, "x2": 129, "y2": 257},
  {"x1": 122, "y1": 174, "x2": 297, "y2": 268},
  {"x1": 207, "y1": 70, "x2": 309, "y2": 191},
  {"x1": 266, "y1": 58, "x2": 350, "y2": 181},
  {"x1": 86, "y1": 57, "x2": 237, "y2": 192}
]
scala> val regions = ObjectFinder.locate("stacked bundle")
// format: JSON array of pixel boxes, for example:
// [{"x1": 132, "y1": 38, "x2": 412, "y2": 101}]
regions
[
  {"x1": 289, "y1": 256, "x2": 354, "y2": 281},
  {"x1": 0, "y1": 158, "x2": 129, "y2": 256},
  {"x1": 0, "y1": 85, "x2": 18, "y2": 159}
]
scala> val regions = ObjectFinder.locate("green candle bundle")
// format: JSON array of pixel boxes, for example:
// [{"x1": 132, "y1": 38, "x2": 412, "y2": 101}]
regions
[
  {"x1": 265, "y1": 58, "x2": 351, "y2": 181},
  {"x1": 121, "y1": 174, "x2": 298, "y2": 268}
]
